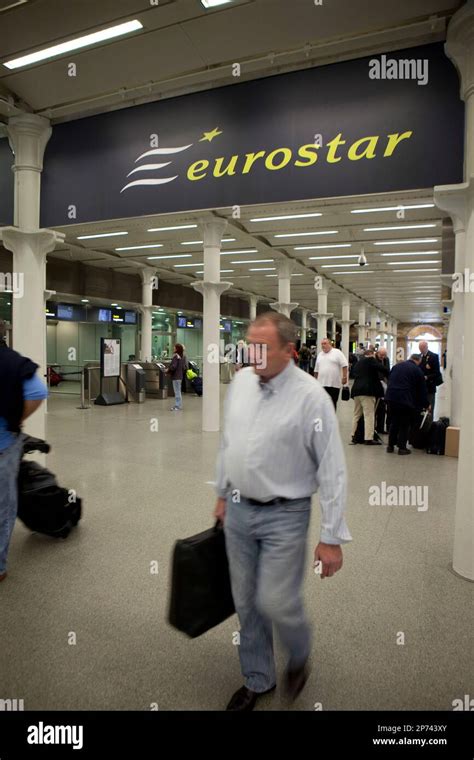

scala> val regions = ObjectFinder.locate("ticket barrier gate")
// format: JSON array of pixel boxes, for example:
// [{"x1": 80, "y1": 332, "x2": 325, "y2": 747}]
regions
[
  {"x1": 139, "y1": 361, "x2": 169, "y2": 399},
  {"x1": 126, "y1": 363, "x2": 146, "y2": 403}
]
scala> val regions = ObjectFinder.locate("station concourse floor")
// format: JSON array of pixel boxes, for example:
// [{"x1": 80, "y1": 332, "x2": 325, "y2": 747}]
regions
[{"x1": 2, "y1": 385, "x2": 473, "y2": 712}]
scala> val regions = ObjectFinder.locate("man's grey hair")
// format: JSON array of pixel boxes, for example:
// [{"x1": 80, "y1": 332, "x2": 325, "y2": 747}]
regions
[
  {"x1": 252, "y1": 311, "x2": 298, "y2": 346},
  {"x1": 364, "y1": 348, "x2": 375, "y2": 356},
  {"x1": 410, "y1": 353, "x2": 422, "y2": 362}
]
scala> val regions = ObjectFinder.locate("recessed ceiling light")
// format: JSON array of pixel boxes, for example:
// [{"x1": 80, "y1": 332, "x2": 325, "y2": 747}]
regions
[
  {"x1": 351, "y1": 204, "x2": 435, "y2": 214},
  {"x1": 147, "y1": 254, "x2": 192, "y2": 260},
  {"x1": 274, "y1": 231, "x2": 338, "y2": 238},
  {"x1": 249, "y1": 212, "x2": 322, "y2": 222},
  {"x1": 374, "y1": 239, "x2": 438, "y2": 246},
  {"x1": 111, "y1": 303, "x2": 118, "y2": 306},
  {"x1": 3, "y1": 19, "x2": 143, "y2": 70},
  {"x1": 147, "y1": 224, "x2": 198, "y2": 232},
  {"x1": 308, "y1": 254, "x2": 358, "y2": 261},
  {"x1": 77, "y1": 232, "x2": 128, "y2": 239},
  {"x1": 81, "y1": 299, "x2": 89, "y2": 303},
  {"x1": 116, "y1": 244, "x2": 163, "y2": 251},
  {"x1": 363, "y1": 224, "x2": 437, "y2": 232},
  {"x1": 295, "y1": 244, "x2": 351, "y2": 251}
]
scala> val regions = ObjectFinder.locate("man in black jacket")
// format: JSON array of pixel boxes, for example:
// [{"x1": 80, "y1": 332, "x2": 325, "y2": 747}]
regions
[
  {"x1": 375, "y1": 347, "x2": 391, "y2": 434},
  {"x1": 0, "y1": 322, "x2": 47, "y2": 581},
  {"x1": 385, "y1": 354, "x2": 429, "y2": 455},
  {"x1": 419, "y1": 341, "x2": 442, "y2": 411},
  {"x1": 350, "y1": 349, "x2": 389, "y2": 446}
]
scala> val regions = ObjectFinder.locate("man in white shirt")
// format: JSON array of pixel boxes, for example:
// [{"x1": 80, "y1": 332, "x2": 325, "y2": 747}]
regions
[
  {"x1": 214, "y1": 312, "x2": 351, "y2": 712},
  {"x1": 314, "y1": 338, "x2": 348, "y2": 409}
]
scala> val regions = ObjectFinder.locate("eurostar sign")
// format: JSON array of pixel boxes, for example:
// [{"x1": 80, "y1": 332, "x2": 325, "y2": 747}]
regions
[{"x1": 33, "y1": 42, "x2": 463, "y2": 227}]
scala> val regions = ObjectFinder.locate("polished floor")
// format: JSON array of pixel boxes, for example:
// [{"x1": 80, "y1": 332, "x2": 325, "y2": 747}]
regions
[{"x1": 1, "y1": 383, "x2": 473, "y2": 711}]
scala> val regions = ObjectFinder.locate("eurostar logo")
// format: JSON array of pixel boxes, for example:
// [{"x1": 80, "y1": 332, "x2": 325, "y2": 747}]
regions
[{"x1": 120, "y1": 127, "x2": 413, "y2": 193}]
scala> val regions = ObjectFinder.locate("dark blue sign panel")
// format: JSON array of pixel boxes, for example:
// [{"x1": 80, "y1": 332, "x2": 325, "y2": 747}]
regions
[
  {"x1": 0, "y1": 44, "x2": 464, "y2": 228},
  {"x1": 0, "y1": 138, "x2": 13, "y2": 226}
]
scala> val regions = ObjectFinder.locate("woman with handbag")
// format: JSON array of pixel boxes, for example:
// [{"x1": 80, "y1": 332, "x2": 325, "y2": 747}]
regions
[{"x1": 167, "y1": 343, "x2": 185, "y2": 411}]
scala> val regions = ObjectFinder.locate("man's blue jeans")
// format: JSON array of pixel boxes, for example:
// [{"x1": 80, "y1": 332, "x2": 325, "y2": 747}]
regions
[
  {"x1": 172, "y1": 379, "x2": 182, "y2": 409},
  {"x1": 224, "y1": 495, "x2": 312, "y2": 693},
  {"x1": 0, "y1": 434, "x2": 24, "y2": 574}
]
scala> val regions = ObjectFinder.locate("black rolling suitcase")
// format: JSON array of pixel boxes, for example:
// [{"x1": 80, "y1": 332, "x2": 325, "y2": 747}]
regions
[
  {"x1": 17, "y1": 436, "x2": 82, "y2": 539},
  {"x1": 409, "y1": 410, "x2": 433, "y2": 449},
  {"x1": 426, "y1": 417, "x2": 450, "y2": 455},
  {"x1": 168, "y1": 522, "x2": 235, "y2": 638},
  {"x1": 191, "y1": 376, "x2": 203, "y2": 396}
]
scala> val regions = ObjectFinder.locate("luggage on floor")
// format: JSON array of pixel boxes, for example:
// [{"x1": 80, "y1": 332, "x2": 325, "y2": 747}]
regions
[
  {"x1": 426, "y1": 417, "x2": 450, "y2": 455},
  {"x1": 352, "y1": 416, "x2": 381, "y2": 444},
  {"x1": 191, "y1": 376, "x2": 203, "y2": 396},
  {"x1": 17, "y1": 437, "x2": 82, "y2": 539},
  {"x1": 48, "y1": 367, "x2": 63, "y2": 387},
  {"x1": 168, "y1": 521, "x2": 235, "y2": 638},
  {"x1": 409, "y1": 410, "x2": 433, "y2": 449}
]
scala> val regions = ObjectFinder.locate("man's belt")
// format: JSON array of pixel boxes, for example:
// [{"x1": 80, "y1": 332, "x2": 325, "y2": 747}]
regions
[{"x1": 243, "y1": 496, "x2": 302, "y2": 507}]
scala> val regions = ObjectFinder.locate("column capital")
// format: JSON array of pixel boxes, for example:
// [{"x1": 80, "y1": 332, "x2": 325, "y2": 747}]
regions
[
  {"x1": 445, "y1": 1, "x2": 474, "y2": 100},
  {"x1": 311, "y1": 311, "x2": 333, "y2": 320},
  {"x1": 192, "y1": 280, "x2": 232, "y2": 297},
  {"x1": 269, "y1": 301, "x2": 299, "y2": 317},
  {"x1": 277, "y1": 259, "x2": 294, "y2": 278},
  {"x1": 199, "y1": 218, "x2": 227, "y2": 247},
  {"x1": 434, "y1": 181, "x2": 473, "y2": 232},
  {"x1": 7, "y1": 114, "x2": 52, "y2": 173},
  {"x1": 139, "y1": 266, "x2": 158, "y2": 284},
  {"x1": 0, "y1": 227, "x2": 64, "y2": 256}
]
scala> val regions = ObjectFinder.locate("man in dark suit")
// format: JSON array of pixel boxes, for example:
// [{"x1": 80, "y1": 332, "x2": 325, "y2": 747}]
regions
[
  {"x1": 375, "y1": 347, "x2": 390, "y2": 434},
  {"x1": 350, "y1": 348, "x2": 389, "y2": 445},
  {"x1": 419, "y1": 341, "x2": 442, "y2": 412},
  {"x1": 385, "y1": 354, "x2": 429, "y2": 455}
]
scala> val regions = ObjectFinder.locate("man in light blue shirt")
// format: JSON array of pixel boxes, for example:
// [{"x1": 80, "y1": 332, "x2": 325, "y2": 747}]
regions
[
  {"x1": 215, "y1": 311, "x2": 351, "y2": 711},
  {"x1": 0, "y1": 324, "x2": 48, "y2": 582}
]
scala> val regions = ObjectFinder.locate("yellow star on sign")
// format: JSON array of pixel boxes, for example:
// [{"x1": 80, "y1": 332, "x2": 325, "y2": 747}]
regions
[{"x1": 200, "y1": 127, "x2": 223, "y2": 142}]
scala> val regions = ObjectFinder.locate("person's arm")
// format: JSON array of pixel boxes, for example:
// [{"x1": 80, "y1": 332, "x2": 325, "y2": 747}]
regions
[
  {"x1": 340, "y1": 352, "x2": 348, "y2": 385},
  {"x1": 305, "y1": 392, "x2": 352, "y2": 578},
  {"x1": 22, "y1": 399, "x2": 43, "y2": 422},
  {"x1": 21, "y1": 374, "x2": 48, "y2": 423},
  {"x1": 416, "y1": 367, "x2": 429, "y2": 409},
  {"x1": 214, "y1": 381, "x2": 234, "y2": 523}
]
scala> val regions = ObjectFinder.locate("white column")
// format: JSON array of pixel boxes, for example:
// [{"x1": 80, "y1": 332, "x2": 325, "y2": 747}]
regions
[
  {"x1": 300, "y1": 308, "x2": 309, "y2": 344},
  {"x1": 330, "y1": 318, "x2": 336, "y2": 342},
  {"x1": 392, "y1": 321, "x2": 399, "y2": 362},
  {"x1": 270, "y1": 260, "x2": 298, "y2": 317},
  {"x1": 248, "y1": 294, "x2": 258, "y2": 322},
  {"x1": 368, "y1": 310, "x2": 378, "y2": 347},
  {"x1": 387, "y1": 320, "x2": 395, "y2": 364},
  {"x1": 434, "y1": 0, "x2": 474, "y2": 580},
  {"x1": 0, "y1": 114, "x2": 59, "y2": 445},
  {"x1": 139, "y1": 268, "x2": 156, "y2": 361},
  {"x1": 192, "y1": 219, "x2": 231, "y2": 432},
  {"x1": 340, "y1": 296, "x2": 351, "y2": 359},
  {"x1": 312, "y1": 280, "x2": 332, "y2": 352},
  {"x1": 357, "y1": 304, "x2": 367, "y2": 347}
]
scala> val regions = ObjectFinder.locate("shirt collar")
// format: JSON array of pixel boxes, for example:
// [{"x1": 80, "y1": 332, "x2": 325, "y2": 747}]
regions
[{"x1": 258, "y1": 360, "x2": 295, "y2": 394}]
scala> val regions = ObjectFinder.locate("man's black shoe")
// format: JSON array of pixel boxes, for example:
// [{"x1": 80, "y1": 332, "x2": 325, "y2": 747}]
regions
[
  {"x1": 398, "y1": 448, "x2": 411, "y2": 455},
  {"x1": 386, "y1": 445, "x2": 394, "y2": 453},
  {"x1": 364, "y1": 439, "x2": 382, "y2": 446},
  {"x1": 226, "y1": 684, "x2": 276, "y2": 711},
  {"x1": 284, "y1": 663, "x2": 310, "y2": 703}
]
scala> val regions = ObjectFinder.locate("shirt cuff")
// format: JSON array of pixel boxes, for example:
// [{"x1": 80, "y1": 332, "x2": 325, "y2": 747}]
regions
[{"x1": 320, "y1": 530, "x2": 353, "y2": 545}]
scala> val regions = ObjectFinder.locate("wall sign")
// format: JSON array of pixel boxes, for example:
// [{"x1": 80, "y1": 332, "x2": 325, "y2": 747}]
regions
[{"x1": 0, "y1": 44, "x2": 464, "y2": 227}]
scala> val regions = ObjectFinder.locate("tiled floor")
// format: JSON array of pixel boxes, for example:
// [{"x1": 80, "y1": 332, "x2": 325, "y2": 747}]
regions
[{"x1": 1, "y1": 386, "x2": 473, "y2": 711}]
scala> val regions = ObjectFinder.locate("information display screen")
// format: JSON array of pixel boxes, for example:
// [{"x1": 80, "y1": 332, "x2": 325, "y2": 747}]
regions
[
  {"x1": 112, "y1": 310, "x2": 124, "y2": 323},
  {"x1": 98, "y1": 308, "x2": 111, "y2": 322},
  {"x1": 57, "y1": 304, "x2": 74, "y2": 320},
  {"x1": 124, "y1": 311, "x2": 137, "y2": 324},
  {"x1": 177, "y1": 316, "x2": 187, "y2": 328},
  {"x1": 194, "y1": 318, "x2": 202, "y2": 330},
  {"x1": 223, "y1": 320, "x2": 232, "y2": 332},
  {"x1": 102, "y1": 338, "x2": 121, "y2": 378},
  {"x1": 45, "y1": 303, "x2": 57, "y2": 318}
]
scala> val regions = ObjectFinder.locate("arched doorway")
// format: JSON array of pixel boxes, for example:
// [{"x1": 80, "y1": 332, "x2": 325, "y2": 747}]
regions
[{"x1": 406, "y1": 325, "x2": 443, "y2": 358}]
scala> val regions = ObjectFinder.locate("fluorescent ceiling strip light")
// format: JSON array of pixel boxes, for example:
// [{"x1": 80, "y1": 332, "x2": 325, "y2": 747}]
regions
[
  {"x1": 146, "y1": 254, "x2": 192, "y2": 260},
  {"x1": 379, "y1": 251, "x2": 439, "y2": 256},
  {"x1": 3, "y1": 19, "x2": 143, "y2": 70},
  {"x1": 295, "y1": 244, "x2": 351, "y2": 251},
  {"x1": 77, "y1": 231, "x2": 128, "y2": 239},
  {"x1": 249, "y1": 267, "x2": 276, "y2": 271},
  {"x1": 220, "y1": 270, "x2": 234, "y2": 273},
  {"x1": 181, "y1": 239, "x2": 235, "y2": 245},
  {"x1": 387, "y1": 260, "x2": 439, "y2": 265},
  {"x1": 220, "y1": 249, "x2": 258, "y2": 255},
  {"x1": 174, "y1": 263, "x2": 204, "y2": 268},
  {"x1": 266, "y1": 274, "x2": 278, "y2": 277},
  {"x1": 147, "y1": 224, "x2": 197, "y2": 232},
  {"x1": 374, "y1": 239, "x2": 438, "y2": 245},
  {"x1": 336, "y1": 271, "x2": 374, "y2": 275},
  {"x1": 393, "y1": 269, "x2": 440, "y2": 273},
  {"x1": 230, "y1": 259, "x2": 274, "y2": 264},
  {"x1": 351, "y1": 204, "x2": 435, "y2": 214},
  {"x1": 321, "y1": 263, "x2": 361, "y2": 268},
  {"x1": 308, "y1": 254, "x2": 358, "y2": 261},
  {"x1": 116, "y1": 243, "x2": 163, "y2": 251},
  {"x1": 201, "y1": 0, "x2": 232, "y2": 8},
  {"x1": 274, "y1": 231, "x2": 338, "y2": 238},
  {"x1": 363, "y1": 224, "x2": 437, "y2": 232},
  {"x1": 249, "y1": 212, "x2": 322, "y2": 222},
  {"x1": 232, "y1": 275, "x2": 251, "y2": 278}
]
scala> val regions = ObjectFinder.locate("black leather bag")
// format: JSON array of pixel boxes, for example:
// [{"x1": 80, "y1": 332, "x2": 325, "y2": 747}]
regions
[
  {"x1": 168, "y1": 521, "x2": 235, "y2": 638},
  {"x1": 341, "y1": 386, "x2": 350, "y2": 401}
]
